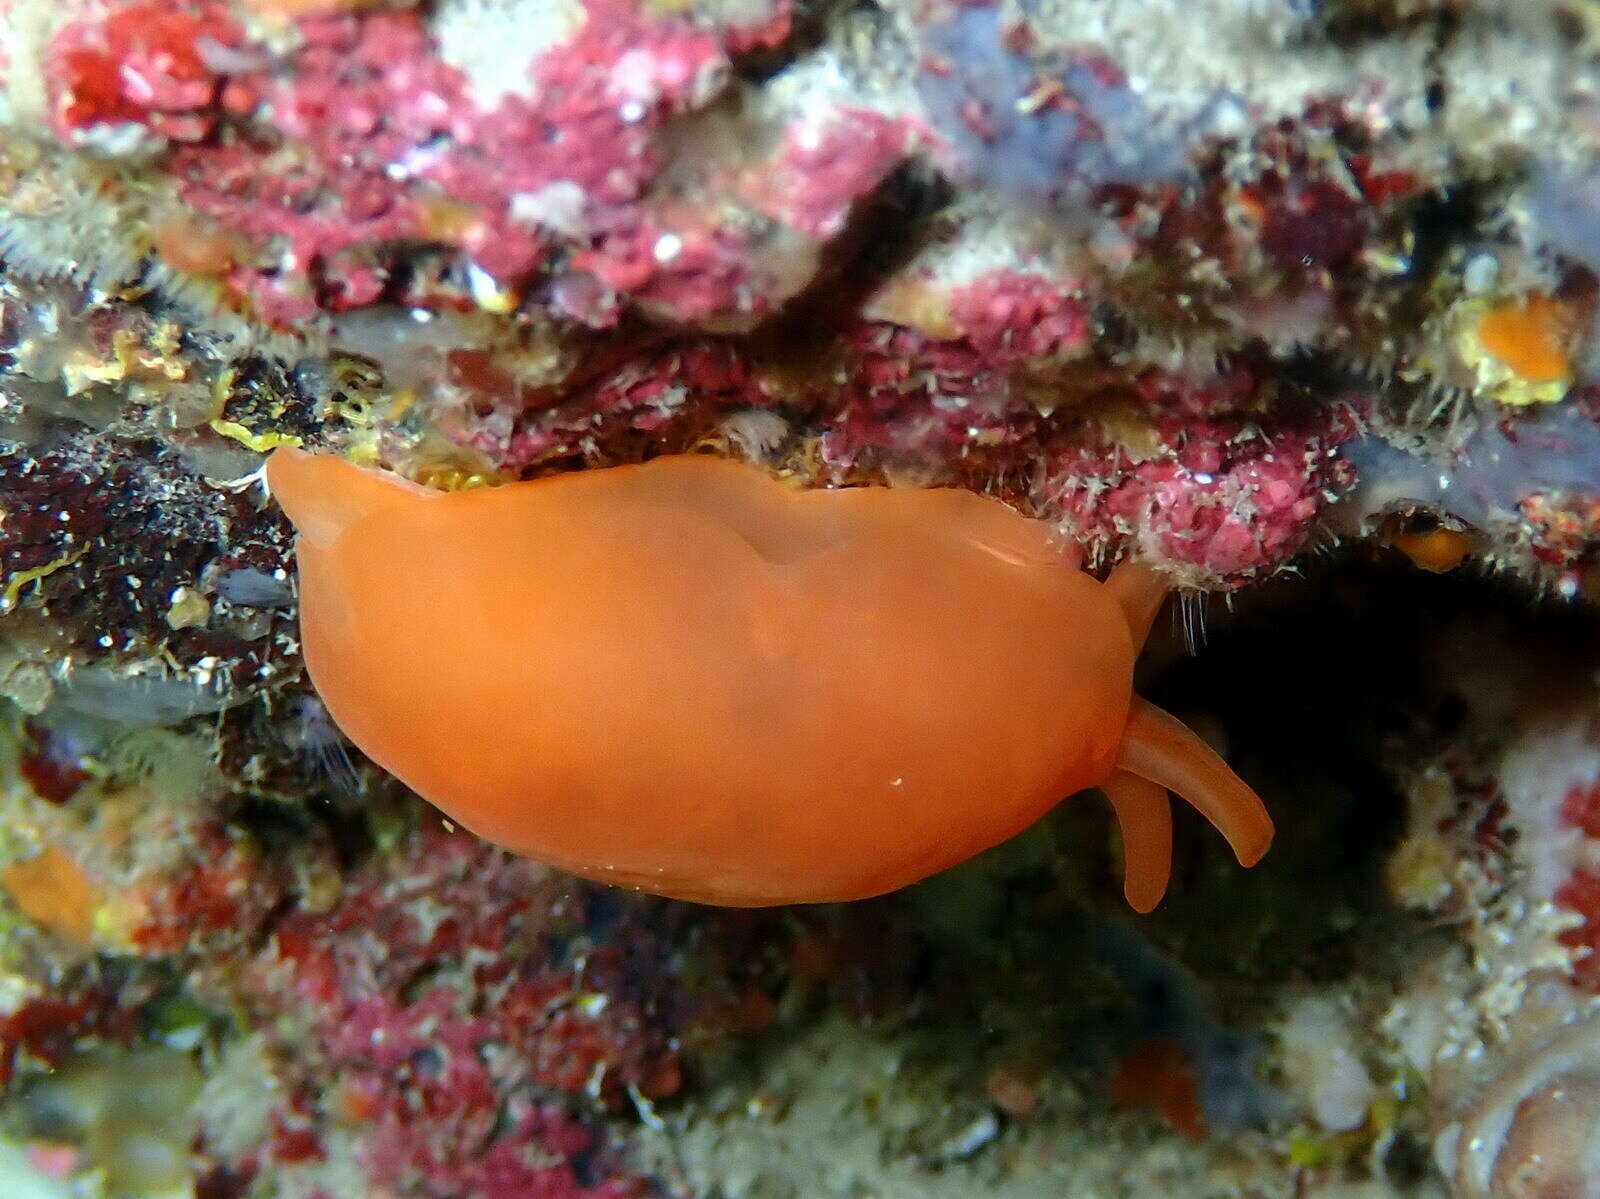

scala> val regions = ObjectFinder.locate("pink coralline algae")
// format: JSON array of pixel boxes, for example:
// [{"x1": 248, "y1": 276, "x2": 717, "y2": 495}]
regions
[
  {"x1": 459, "y1": 268, "x2": 1097, "y2": 479},
  {"x1": 809, "y1": 270, "x2": 1094, "y2": 472},
  {"x1": 443, "y1": 267, "x2": 1360, "y2": 585},
  {"x1": 571, "y1": 221, "x2": 761, "y2": 327},
  {"x1": 100, "y1": 816, "x2": 750, "y2": 1196},
  {"x1": 572, "y1": 109, "x2": 913, "y2": 323},
  {"x1": 818, "y1": 319, "x2": 1049, "y2": 471},
  {"x1": 1556, "y1": 777, "x2": 1600, "y2": 991},
  {"x1": 946, "y1": 269, "x2": 1093, "y2": 368},
  {"x1": 43, "y1": 0, "x2": 813, "y2": 327},
  {"x1": 48, "y1": 0, "x2": 246, "y2": 148},
  {"x1": 1047, "y1": 369, "x2": 1358, "y2": 580},
  {"x1": 1256, "y1": 177, "x2": 1367, "y2": 276},
  {"x1": 759, "y1": 110, "x2": 913, "y2": 240},
  {"x1": 19, "y1": 5, "x2": 1600, "y2": 1197},
  {"x1": 462, "y1": 337, "x2": 769, "y2": 470},
  {"x1": 132, "y1": 828, "x2": 287, "y2": 956},
  {"x1": 1522, "y1": 490, "x2": 1600, "y2": 576},
  {"x1": 211, "y1": 823, "x2": 744, "y2": 1196}
]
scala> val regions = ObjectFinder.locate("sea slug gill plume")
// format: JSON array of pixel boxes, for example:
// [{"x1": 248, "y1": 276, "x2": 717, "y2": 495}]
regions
[{"x1": 265, "y1": 449, "x2": 1274, "y2": 911}]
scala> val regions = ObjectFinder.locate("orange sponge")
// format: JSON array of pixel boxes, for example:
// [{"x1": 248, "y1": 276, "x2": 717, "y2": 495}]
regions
[{"x1": 1476, "y1": 294, "x2": 1576, "y2": 385}]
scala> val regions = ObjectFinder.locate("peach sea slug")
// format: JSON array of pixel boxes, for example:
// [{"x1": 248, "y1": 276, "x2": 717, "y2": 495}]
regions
[{"x1": 266, "y1": 449, "x2": 1273, "y2": 911}]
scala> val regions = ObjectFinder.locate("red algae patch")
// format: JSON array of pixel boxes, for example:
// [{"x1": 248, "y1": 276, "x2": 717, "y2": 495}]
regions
[{"x1": 1111, "y1": 1039, "x2": 1206, "y2": 1138}]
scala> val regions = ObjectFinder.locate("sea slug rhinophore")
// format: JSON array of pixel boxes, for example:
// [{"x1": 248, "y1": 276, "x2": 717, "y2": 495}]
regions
[{"x1": 266, "y1": 449, "x2": 1272, "y2": 909}]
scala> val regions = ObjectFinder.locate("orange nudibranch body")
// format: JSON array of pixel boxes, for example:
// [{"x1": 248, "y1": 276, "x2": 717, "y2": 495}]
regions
[{"x1": 267, "y1": 449, "x2": 1273, "y2": 910}]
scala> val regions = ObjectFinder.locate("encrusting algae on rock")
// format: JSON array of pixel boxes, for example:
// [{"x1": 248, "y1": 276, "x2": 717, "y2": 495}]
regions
[
  {"x1": 6, "y1": 0, "x2": 1600, "y2": 1194},
  {"x1": 266, "y1": 447, "x2": 1272, "y2": 911}
]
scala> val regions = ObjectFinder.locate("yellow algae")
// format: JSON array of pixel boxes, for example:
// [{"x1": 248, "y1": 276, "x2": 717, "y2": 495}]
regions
[
  {"x1": 207, "y1": 418, "x2": 304, "y2": 452},
  {"x1": 163, "y1": 587, "x2": 211, "y2": 631},
  {"x1": 1, "y1": 548, "x2": 88, "y2": 616}
]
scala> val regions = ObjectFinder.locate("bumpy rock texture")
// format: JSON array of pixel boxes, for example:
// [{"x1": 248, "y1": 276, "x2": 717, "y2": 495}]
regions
[{"x1": 2, "y1": 2, "x2": 1600, "y2": 1198}]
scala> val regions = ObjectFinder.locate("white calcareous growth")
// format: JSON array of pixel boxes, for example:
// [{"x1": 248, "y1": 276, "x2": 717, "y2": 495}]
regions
[
  {"x1": 431, "y1": 0, "x2": 585, "y2": 110},
  {"x1": 1277, "y1": 995, "x2": 1378, "y2": 1133}
]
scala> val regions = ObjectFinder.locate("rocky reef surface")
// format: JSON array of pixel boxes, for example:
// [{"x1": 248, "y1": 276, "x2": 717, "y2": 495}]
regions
[{"x1": 1, "y1": 2, "x2": 1599, "y2": 1197}]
